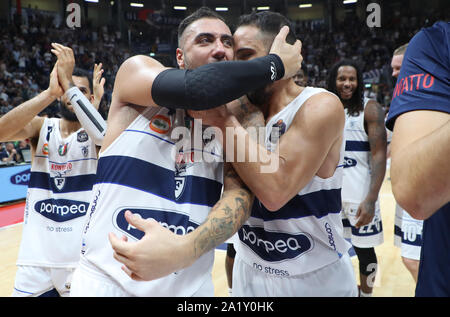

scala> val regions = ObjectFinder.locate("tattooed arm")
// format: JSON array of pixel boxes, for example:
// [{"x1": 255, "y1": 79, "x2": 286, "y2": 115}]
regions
[
  {"x1": 108, "y1": 163, "x2": 253, "y2": 282},
  {"x1": 355, "y1": 100, "x2": 387, "y2": 227},
  {"x1": 190, "y1": 98, "x2": 265, "y2": 259},
  {"x1": 193, "y1": 163, "x2": 253, "y2": 259}
]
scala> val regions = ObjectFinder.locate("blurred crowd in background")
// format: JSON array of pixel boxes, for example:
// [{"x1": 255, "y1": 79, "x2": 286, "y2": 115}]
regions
[{"x1": 0, "y1": 3, "x2": 447, "y2": 163}]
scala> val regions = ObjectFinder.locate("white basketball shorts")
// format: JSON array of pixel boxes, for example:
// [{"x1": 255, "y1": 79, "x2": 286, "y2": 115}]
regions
[
  {"x1": 231, "y1": 252, "x2": 358, "y2": 297},
  {"x1": 70, "y1": 259, "x2": 214, "y2": 297},
  {"x1": 12, "y1": 265, "x2": 74, "y2": 297},
  {"x1": 394, "y1": 203, "x2": 423, "y2": 260}
]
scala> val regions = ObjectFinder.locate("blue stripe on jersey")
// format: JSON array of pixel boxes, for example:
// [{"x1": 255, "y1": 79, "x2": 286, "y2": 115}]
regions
[
  {"x1": 34, "y1": 155, "x2": 97, "y2": 163},
  {"x1": 124, "y1": 129, "x2": 175, "y2": 145},
  {"x1": 345, "y1": 141, "x2": 370, "y2": 151},
  {"x1": 177, "y1": 174, "x2": 222, "y2": 207},
  {"x1": 28, "y1": 172, "x2": 96, "y2": 193},
  {"x1": 96, "y1": 155, "x2": 222, "y2": 207},
  {"x1": 251, "y1": 188, "x2": 342, "y2": 220},
  {"x1": 96, "y1": 155, "x2": 174, "y2": 200}
]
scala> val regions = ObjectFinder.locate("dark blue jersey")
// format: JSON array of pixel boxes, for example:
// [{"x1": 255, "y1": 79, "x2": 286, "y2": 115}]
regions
[
  {"x1": 386, "y1": 21, "x2": 449, "y2": 130},
  {"x1": 386, "y1": 21, "x2": 450, "y2": 297}
]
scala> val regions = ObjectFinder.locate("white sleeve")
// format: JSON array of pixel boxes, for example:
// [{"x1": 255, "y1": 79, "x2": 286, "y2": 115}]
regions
[{"x1": 65, "y1": 87, "x2": 107, "y2": 146}]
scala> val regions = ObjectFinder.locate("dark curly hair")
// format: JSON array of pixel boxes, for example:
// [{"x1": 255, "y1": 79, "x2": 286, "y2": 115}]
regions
[{"x1": 327, "y1": 59, "x2": 364, "y2": 117}]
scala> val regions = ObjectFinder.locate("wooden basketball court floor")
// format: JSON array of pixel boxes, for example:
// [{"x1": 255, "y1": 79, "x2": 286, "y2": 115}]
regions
[{"x1": 0, "y1": 171, "x2": 416, "y2": 297}]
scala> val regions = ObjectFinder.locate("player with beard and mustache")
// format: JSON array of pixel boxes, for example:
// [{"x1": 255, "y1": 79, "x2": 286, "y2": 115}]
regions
[
  {"x1": 58, "y1": 68, "x2": 97, "y2": 122},
  {"x1": 327, "y1": 60, "x2": 387, "y2": 297},
  {"x1": 0, "y1": 44, "x2": 106, "y2": 297},
  {"x1": 189, "y1": 11, "x2": 358, "y2": 296}
]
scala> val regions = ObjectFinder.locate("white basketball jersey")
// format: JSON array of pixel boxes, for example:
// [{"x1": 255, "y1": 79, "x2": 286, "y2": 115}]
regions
[
  {"x1": 80, "y1": 107, "x2": 224, "y2": 297},
  {"x1": 17, "y1": 118, "x2": 98, "y2": 268},
  {"x1": 234, "y1": 87, "x2": 351, "y2": 276},
  {"x1": 342, "y1": 98, "x2": 377, "y2": 204}
]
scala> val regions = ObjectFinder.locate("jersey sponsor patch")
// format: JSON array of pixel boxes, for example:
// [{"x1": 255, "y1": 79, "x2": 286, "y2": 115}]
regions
[
  {"x1": 149, "y1": 114, "x2": 171, "y2": 134},
  {"x1": 80, "y1": 145, "x2": 89, "y2": 158},
  {"x1": 50, "y1": 162, "x2": 72, "y2": 191},
  {"x1": 42, "y1": 143, "x2": 49, "y2": 155},
  {"x1": 53, "y1": 177, "x2": 66, "y2": 191},
  {"x1": 51, "y1": 162, "x2": 73, "y2": 173},
  {"x1": 174, "y1": 177, "x2": 186, "y2": 200},
  {"x1": 268, "y1": 119, "x2": 286, "y2": 144},
  {"x1": 34, "y1": 198, "x2": 88, "y2": 222},
  {"x1": 113, "y1": 207, "x2": 199, "y2": 240},
  {"x1": 58, "y1": 143, "x2": 69, "y2": 156},
  {"x1": 238, "y1": 225, "x2": 314, "y2": 262},
  {"x1": 77, "y1": 130, "x2": 89, "y2": 142}
]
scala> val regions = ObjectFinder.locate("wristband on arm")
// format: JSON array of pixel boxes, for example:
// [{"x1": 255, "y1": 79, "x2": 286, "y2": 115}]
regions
[
  {"x1": 151, "y1": 54, "x2": 284, "y2": 110},
  {"x1": 65, "y1": 87, "x2": 107, "y2": 146}
]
